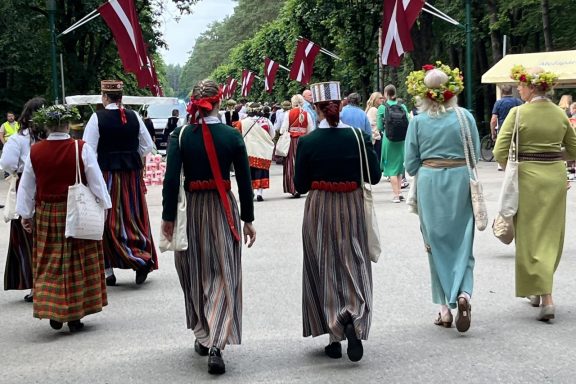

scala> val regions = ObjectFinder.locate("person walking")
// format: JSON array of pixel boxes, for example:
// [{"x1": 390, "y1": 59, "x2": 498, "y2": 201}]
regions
[
  {"x1": 0, "y1": 97, "x2": 45, "y2": 302},
  {"x1": 404, "y1": 63, "x2": 479, "y2": 333},
  {"x1": 490, "y1": 85, "x2": 523, "y2": 170},
  {"x1": 161, "y1": 79, "x2": 256, "y2": 375},
  {"x1": 83, "y1": 80, "x2": 156, "y2": 286},
  {"x1": 365, "y1": 92, "x2": 384, "y2": 164},
  {"x1": 240, "y1": 102, "x2": 275, "y2": 201},
  {"x1": 280, "y1": 95, "x2": 314, "y2": 197},
  {"x1": 493, "y1": 66, "x2": 576, "y2": 322},
  {"x1": 294, "y1": 81, "x2": 381, "y2": 362},
  {"x1": 340, "y1": 92, "x2": 372, "y2": 136},
  {"x1": 378, "y1": 84, "x2": 410, "y2": 202},
  {"x1": 302, "y1": 89, "x2": 318, "y2": 130},
  {"x1": 16, "y1": 104, "x2": 111, "y2": 332}
]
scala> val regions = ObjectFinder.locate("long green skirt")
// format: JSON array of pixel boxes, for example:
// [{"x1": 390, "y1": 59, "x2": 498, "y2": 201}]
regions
[
  {"x1": 380, "y1": 136, "x2": 405, "y2": 176},
  {"x1": 515, "y1": 161, "x2": 566, "y2": 297}
]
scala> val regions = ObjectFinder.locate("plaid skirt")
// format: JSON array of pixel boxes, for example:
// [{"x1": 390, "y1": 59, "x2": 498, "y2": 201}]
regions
[
  {"x1": 33, "y1": 201, "x2": 107, "y2": 322},
  {"x1": 102, "y1": 170, "x2": 158, "y2": 271},
  {"x1": 174, "y1": 190, "x2": 242, "y2": 350},
  {"x1": 302, "y1": 189, "x2": 373, "y2": 341}
]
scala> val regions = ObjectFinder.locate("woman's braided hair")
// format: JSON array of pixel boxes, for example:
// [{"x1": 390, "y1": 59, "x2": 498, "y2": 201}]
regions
[{"x1": 192, "y1": 79, "x2": 220, "y2": 102}]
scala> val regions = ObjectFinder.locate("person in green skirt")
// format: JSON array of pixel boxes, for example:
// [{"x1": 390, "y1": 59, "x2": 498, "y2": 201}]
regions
[
  {"x1": 377, "y1": 84, "x2": 410, "y2": 203},
  {"x1": 494, "y1": 65, "x2": 576, "y2": 322}
]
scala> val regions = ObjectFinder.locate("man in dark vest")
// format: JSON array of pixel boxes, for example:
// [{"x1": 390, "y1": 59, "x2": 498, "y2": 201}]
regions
[{"x1": 83, "y1": 80, "x2": 157, "y2": 286}]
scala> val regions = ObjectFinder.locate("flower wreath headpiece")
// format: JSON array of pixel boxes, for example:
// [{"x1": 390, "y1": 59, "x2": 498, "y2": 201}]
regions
[
  {"x1": 510, "y1": 65, "x2": 558, "y2": 91},
  {"x1": 406, "y1": 61, "x2": 464, "y2": 103},
  {"x1": 32, "y1": 105, "x2": 81, "y2": 127}
]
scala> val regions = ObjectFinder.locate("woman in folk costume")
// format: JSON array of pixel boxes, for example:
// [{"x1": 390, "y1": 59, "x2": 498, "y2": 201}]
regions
[
  {"x1": 1, "y1": 97, "x2": 45, "y2": 302},
  {"x1": 15, "y1": 105, "x2": 111, "y2": 332},
  {"x1": 294, "y1": 81, "x2": 381, "y2": 362},
  {"x1": 493, "y1": 66, "x2": 576, "y2": 322},
  {"x1": 281, "y1": 94, "x2": 314, "y2": 197},
  {"x1": 240, "y1": 102, "x2": 275, "y2": 201},
  {"x1": 161, "y1": 79, "x2": 256, "y2": 375},
  {"x1": 404, "y1": 63, "x2": 479, "y2": 332},
  {"x1": 83, "y1": 80, "x2": 156, "y2": 286}
]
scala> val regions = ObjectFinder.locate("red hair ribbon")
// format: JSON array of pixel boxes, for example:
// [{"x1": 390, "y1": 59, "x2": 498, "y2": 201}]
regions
[
  {"x1": 117, "y1": 102, "x2": 127, "y2": 124},
  {"x1": 188, "y1": 89, "x2": 240, "y2": 241}
]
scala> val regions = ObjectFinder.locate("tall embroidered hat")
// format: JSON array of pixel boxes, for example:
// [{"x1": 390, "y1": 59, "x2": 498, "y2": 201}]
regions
[
  {"x1": 310, "y1": 81, "x2": 341, "y2": 103},
  {"x1": 101, "y1": 80, "x2": 124, "y2": 93}
]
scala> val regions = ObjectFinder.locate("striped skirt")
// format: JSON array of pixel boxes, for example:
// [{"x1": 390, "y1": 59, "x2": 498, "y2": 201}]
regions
[
  {"x1": 302, "y1": 189, "x2": 373, "y2": 341},
  {"x1": 33, "y1": 201, "x2": 107, "y2": 322},
  {"x1": 4, "y1": 218, "x2": 33, "y2": 290},
  {"x1": 102, "y1": 170, "x2": 158, "y2": 271},
  {"x1": 283, "y1": 137, "x2": 299, "y2": 195},
  {"x1": 174, "y1": 190, "x2": 242, "y2": 350}
]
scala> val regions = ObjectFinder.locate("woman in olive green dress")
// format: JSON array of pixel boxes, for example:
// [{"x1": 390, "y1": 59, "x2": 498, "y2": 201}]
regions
[{"x1": 493, "y1": 66, "x2": 576, "y2": 322}]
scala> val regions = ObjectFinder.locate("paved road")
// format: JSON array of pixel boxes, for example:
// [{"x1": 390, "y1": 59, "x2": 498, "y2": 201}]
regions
[{"x1": 1, "y1": 162, "x2": 576, "y2": 384}]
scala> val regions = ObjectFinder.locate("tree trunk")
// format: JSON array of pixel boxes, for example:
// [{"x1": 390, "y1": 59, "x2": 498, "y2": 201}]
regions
[
  {"x1": 486, "y1": 0, "x2": 502, "y2": 62},
  {"x1": 541, "y1": 0, "x2": 553, "y2": 51}
]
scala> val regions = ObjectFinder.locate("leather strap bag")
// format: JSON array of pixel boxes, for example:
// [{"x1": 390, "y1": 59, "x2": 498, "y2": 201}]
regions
[
  {"x1": 351, "y1": 128, "x2": 382, "y2": 263},
  {"x1": 455, "y1": 107, "x2": 488, "y2": 231},
  {"x1": 159, "y1": 126, "x2": 189, "y2": 252}
]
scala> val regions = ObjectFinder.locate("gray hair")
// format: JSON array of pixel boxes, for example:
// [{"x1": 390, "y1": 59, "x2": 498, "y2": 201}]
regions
[
  {"x1": 291, "y1": 94, "x2": 305, "y2": 108},
  {"x1": 347, "y1": 93, "x2": 361, "y2": 106}
]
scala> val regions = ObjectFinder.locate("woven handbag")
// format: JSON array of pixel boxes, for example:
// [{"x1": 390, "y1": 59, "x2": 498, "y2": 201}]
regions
[
  {"x1": 455, "y1": 107, "x2": 488, "y2": 231},
  {"x1": 351, "y1": 127, "x2": 381, "y2": 263}
]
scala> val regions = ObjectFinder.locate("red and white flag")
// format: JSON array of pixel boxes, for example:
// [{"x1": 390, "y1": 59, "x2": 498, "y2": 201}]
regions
[
  {"x1": 228, "y1": 77, "x2": 238, "y2": 97},
  {"x1": 264, "y1": 58, "x2": 280, "y2": 94},
  {"x1": 241, "y1": 70, "x2": 256, "y2": 97},
  {"x1": 381, "y1": 0, "x2": 425, "y2": 67},
  {"x1": 99, "y1": 0, "x2": 152, "y2": 89},
  {"x1": 289, "y1": 38, "x2": 321, "y2": 85},
  {"x1": 223, "y1": 76, "x2": 232, "y2": 98}
]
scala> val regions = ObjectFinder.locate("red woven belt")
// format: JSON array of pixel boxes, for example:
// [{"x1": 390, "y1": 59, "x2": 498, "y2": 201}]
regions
[
  {"x1": 310, "y1": 181, "x2": 358, "y2": 192},
  {"x1": 187, "y1": 180, "x2": 231, "y2": 191}
]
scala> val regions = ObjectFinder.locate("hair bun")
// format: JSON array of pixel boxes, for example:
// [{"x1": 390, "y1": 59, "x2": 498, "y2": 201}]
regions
[{"x1": 424, "y1": 69, "x2": 449, "y2": 88}]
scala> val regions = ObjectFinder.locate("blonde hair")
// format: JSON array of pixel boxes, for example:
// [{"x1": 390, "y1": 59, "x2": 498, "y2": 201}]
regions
[
  {"x1": 559, "y1": 95, "x2": 573, "y2": 109},
  {"x1": 365, "y1": 92, "x2": 383, "y2": 112},
  {"x1": 419, "y1": 69, "x2": 457, "y2": 117},
  {"x1": 291, "y1": 94, "x2": 305, "y2": 108}
]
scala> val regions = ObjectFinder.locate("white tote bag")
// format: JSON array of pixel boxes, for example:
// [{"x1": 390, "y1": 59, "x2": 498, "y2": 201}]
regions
[
  {"x1": 3, "y1": 173, "x2": 19, "y2": 222},
  {"x1": 159, "y1": 126, "x2": 188, "y2": 252},
  {"x1": 275, "y1": 130, "x2": 291, "y2": 157},
  {"x1": 351, "y1": 128, "x2": 381, "y2": 263},
  {"x1": 65, "y1": 141, "x2": 106, "y2": 240}
]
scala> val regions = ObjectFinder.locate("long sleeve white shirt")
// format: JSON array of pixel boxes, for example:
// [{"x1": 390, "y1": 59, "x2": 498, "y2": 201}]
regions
[
  {"x1": 280, "y1": 108, "x2": 314, "y2": 134},
  {"x1": 83, "y1": 103, "x2": 154, "y2": 157},
  {"x1": 0, "y1": 129, "x2": 31, "y2": 173},
  {"x1": 16, "y1": 133, "x2": 112, "y2": 219}
]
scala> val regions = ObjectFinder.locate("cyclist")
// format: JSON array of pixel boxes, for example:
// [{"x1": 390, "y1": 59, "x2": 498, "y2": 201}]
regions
[{"x1": 490, "y1": 85, "x2": 523, "y2": 169}]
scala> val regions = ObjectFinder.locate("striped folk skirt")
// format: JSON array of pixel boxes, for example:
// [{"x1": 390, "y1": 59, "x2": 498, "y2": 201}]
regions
[
  {"x1": 302, "y1": 189, "x2": 373, "y2": 341},
  {"x1": 283, "y1": 137, "x2": 299, "y2": 195},
  {"x1": 174, "y1": 190, "x2": 242, "y2": 350},
  {"x1": 251, "y1": 168, "x2": 270, "y2": 190},
  {"x1": 33, "y1": 201, "x2": 107, "y2": 322},
  {"x1": 102, "y1": 170, "x2": 158, "y2": 271},
  {"x1": 4, "y1": 218, "x2": 33, "y2": 290}
]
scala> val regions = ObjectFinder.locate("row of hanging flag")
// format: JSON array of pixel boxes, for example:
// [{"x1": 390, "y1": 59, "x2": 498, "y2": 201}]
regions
[{"x1": 63, "y1": 0, "x2": 428, "y2": 97}]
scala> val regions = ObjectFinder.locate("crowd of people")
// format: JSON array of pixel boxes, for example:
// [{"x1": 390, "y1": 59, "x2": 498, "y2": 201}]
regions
[{"x1": 1, "y1": 62, "x2": 575, "y2": 375}]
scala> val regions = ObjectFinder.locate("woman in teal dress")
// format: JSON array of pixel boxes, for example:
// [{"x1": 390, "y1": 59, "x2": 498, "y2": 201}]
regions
[
  {"x1": 377, "y1": 84, "x2": 409, "y2": 202},
  {"x1": 404, "y1": 63, "x2": 479, "y2": 333}
]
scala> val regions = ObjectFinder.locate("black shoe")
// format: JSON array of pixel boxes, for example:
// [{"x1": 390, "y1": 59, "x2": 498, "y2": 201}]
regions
[
  {"x1": 24, "y1": 293, "x2": 33, "y2": 303},
  {"x1": 293, "y1": 193, "x2": 301, "y2": 198},
  {"x1": 49, "y1": 319, "x2": 63, "y2": 330},
  {"x1": 0, "y1": 204, "x2": 4, "y2": 209},
  {"x1": 324, "y1": 342, "x2": 342, "y2": 358},
  {"x1": 106, "y1": 274, "x2": 116, "y2": 286},
  {"x1": 135, "y1": 268, "x2": 149, "y2": 285},
  {"x1": 207, "y1": 347, "x2": 226, "y2": 375},
  {"x1": 256, "y1": 195, "x2": 264, "y2": 202},
  {"x1": 68, "y1": 320, "x2": 85, "y2": 333},
  {"x1": 345, "y1": 323, "x2": 363, "y2": 362},
  {"x1": 194, "y1": 339, "x2": 209, "y2": 356}
]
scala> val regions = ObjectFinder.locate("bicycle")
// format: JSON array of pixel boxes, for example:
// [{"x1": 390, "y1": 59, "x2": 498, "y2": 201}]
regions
[{"x1": 480, "y1": 134, "x2": 495, "y2": 162}]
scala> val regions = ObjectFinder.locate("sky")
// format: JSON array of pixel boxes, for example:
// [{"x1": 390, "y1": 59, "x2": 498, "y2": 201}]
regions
[{"x1": 157, "y1": 0, "x2": 237, "y2": 66}]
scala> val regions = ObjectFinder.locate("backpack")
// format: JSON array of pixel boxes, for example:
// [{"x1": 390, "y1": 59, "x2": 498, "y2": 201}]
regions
[{"x1": 383, "y1": 102, "x2": 409, "y2": 142}]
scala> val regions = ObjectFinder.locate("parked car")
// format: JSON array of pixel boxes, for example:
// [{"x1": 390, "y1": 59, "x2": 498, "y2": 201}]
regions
[{"x1": 146, "y1": 100, "x2": 187, "y2": 152}]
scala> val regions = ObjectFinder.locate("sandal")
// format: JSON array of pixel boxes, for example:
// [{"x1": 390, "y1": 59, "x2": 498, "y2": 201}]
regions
[
  {"x1": 434, "y1": 312, "x2": 453, "y2": 328},
  {"x1": 455, "y1": 297, "x2": 471, "y2": 333}
]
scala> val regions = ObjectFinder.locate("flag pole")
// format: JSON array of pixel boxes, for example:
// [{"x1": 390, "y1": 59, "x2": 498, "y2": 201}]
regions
[
  {"x1": 464, "y1": 0, "x2": 473, "y2": 111},
  {"x1": 297, "y1": 37, "x2": 342, "y2": 60},
  {"x1": 59, "y1": 8, "x2": 100, "y2": 36}
]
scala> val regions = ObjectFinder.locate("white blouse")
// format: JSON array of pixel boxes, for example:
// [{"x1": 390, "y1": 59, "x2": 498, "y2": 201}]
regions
[
  {"x1": 0, "y1": 129, "x2": 31, "y2": 173},
  {"x1": 16, "y1": 133, "x2": 112, "y2": 219},
  {"x1": 83, "y1": 103, "x2": 154, "y2": 157}
]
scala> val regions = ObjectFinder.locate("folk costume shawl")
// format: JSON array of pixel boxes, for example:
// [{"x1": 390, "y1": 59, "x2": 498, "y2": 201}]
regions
[
  {"x1": 241, "y1": 117, "x2": 275, "y2": 170},
  {"x1": 188, "y1": 91, "x2": 241, "y2": 242}
]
